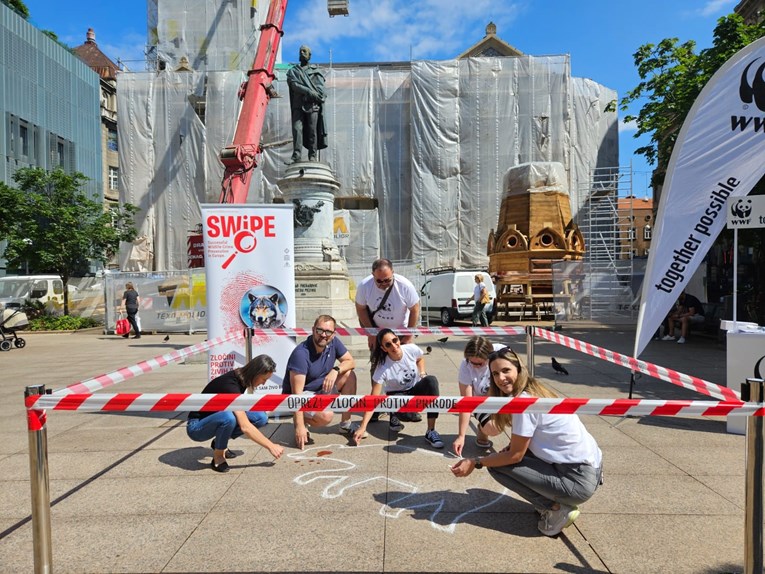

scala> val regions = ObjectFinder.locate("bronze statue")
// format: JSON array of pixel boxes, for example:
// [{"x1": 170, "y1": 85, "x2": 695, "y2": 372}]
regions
[{"x1": 287, "y1": 45, "x2": 327, "y2": 163}]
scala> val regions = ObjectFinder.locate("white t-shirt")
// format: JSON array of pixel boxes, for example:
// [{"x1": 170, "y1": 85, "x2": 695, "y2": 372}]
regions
[
  {"x1": 457, "y1": 343, "x2": 505, "y2": 396},
  {"x1": 372, "y1": 344, "x2": 423, "y2": 393},
  {"x1": 355, "y1": 273, "x2": 419, "y2": 329},
  {"x1": 473, "y1": 282, "x2": 486, "y2": 302},
  {"x1": 511, "y1": 392, "x2": 602, "y2": 468}
]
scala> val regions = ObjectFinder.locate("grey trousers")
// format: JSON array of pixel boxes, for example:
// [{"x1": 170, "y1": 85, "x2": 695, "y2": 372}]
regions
[{"x1": 488, "y1": 454, "x2": 602, "y2": 511}]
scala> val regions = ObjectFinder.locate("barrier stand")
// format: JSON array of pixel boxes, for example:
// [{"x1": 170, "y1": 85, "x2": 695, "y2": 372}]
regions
[
  {"x1": 25, "y1": 384, "x2": 52, "y2": 574},
  {"x1": 628, "y1": 372, "x2": 636, "y2": 400},
  {"x1": 743, "y1": 377, "x2": 765, "y2": 574},
  {"x1": 245, "y1": 328, "x2": 253, "y2": 364},
  {"x1": 525, "y1": 326, "x2": 535, "y2": 377}
]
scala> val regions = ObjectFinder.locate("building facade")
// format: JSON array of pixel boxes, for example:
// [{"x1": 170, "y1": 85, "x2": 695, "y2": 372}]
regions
[{"x1": 617, "y1": 196, "x2": 653, "y2": 259}]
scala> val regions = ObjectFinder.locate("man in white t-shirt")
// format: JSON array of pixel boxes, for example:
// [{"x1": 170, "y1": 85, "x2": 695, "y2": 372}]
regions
[
  {"x1": 355, "y1": 258, "x2": 421, "y2": 422},
  {"x1": 355, "y1": 258, "x2": 420, "y2": 348}
]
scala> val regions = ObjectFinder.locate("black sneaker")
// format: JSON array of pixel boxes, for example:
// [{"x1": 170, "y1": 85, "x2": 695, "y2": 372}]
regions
[
  {"x1": 389, "y1": 415, "x2": 404, "y2": 432},
  {"x1": 399, "y1": 412, "x2": 422, "y2": 422},
  {"x1": 370, "y1": 412, "x2": 381, "y2": 422}
]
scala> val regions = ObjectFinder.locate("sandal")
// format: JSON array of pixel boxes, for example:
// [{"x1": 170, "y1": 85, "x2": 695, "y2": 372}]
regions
[{"x1": 475, "y1": 437, "x2": 493, "y2": 449}]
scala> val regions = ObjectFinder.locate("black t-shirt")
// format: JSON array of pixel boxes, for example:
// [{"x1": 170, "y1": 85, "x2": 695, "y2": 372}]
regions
[
  {"x1": 682, "y1": 293, "x2": 704, "y2": 317},
  {"x1": 122, "y1": 289, "x2": 139, "y2": 310},
  {"x1": 188, "y1": 370, "x2": 245, "y2": 420}
]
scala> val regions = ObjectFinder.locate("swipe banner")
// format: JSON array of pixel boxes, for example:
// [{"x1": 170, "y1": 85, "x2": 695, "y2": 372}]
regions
[
  {"x1": 634, "y1": 36, "x2": 765, "y2": 358},
  {"x1": 202, "y1": 204, "x2": 296, "y2": 390}
]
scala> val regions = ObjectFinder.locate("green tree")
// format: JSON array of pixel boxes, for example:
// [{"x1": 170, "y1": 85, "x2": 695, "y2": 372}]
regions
[
  {"x1": 0, "y1": 168, "x2": 138, "y2": 315},
  {"x1": 621, "y1": 14, "x2": 765, "y2": 188},
  {"x1": 2, "y1": 0, "x2": 30, "y2": 19},
  {"x1": 621, "y1": 13, "x2": 765, "y2": 324}
]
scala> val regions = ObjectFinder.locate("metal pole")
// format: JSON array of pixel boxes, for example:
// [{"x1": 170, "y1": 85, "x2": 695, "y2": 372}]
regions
[
  {"x1": 733, "y1": 228, "x2": 738, "y2": 329},
  {"x1": 744, "y1": 377, "x2": 765, "y2": 574},
  {"x1": 25, "y1": 384, "x2": 52, "y2": 574},
  {"x1": 525, "y1": 325, "x2": 535, "y2": 378},
  {"x1": 245, "y1": 327, "x2": 253, "y2": 364}
]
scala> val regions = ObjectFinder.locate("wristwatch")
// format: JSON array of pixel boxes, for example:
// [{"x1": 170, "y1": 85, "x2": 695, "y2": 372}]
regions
[
  {"x1": 474, "y1": 457, "x2": 484, "y2": 469},
  {"x1": 332, "y1": 366, "x2": 341, "y2": 373}
]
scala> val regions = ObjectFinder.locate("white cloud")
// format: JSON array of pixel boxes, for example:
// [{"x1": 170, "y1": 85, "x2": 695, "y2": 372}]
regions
[
  {"x1": 619, "y1": 118, "x2": 637, "y2": 133},
  {"x1": 698, "y1": 0, "x2": 736, "y2": 17},
  {"x1": 282, "y1": 0, "x2": 525, "y2": 62}
]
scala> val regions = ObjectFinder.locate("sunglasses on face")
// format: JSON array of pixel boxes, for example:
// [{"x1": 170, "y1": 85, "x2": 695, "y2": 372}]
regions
[
  {"x1": 314, "y1": 327, "x2": 335, "y2": 337},
  {"x1": 375, "y1": 276, "x2": 393, "y2": 286},
  {"x1": 382, "y1": 337, "x2": 400, "y2": 349}
]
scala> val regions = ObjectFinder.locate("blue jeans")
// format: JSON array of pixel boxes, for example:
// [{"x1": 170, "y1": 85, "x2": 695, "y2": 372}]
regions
[
  {"x1": 186, "y1": 411, "x2": 268, "y2": 451},
  {"x1": 488, "y1": 454, "x2": 601, "y2": 511}
]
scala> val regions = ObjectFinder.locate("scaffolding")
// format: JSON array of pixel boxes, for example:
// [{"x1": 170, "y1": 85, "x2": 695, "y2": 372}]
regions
[{"x1": 554, "y1": 166, "x2": 640, "y2": 324}]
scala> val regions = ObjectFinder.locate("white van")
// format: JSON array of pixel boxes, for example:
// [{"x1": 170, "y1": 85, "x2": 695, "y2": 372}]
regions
[
  {"x1": 0, "y1": 275, "x2": 65, "y2": 312},
  {"x1": 420, "y1": 268, "x2": 496, "y2": 326}
]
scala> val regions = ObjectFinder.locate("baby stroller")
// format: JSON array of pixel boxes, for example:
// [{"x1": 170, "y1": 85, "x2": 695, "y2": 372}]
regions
[{"x1": 0, "y1": 307, "x2": 28, "y2": 351}]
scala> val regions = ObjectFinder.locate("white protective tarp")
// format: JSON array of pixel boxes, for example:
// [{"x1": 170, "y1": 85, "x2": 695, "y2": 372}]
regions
[{"x1": 118, "y1": 53, "x2": 617, "y2": 271}]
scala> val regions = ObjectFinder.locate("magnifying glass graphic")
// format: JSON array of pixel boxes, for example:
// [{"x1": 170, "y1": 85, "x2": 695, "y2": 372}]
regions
[{"x1": 222, "y1": 230, "x2": 257, "y2": 269}]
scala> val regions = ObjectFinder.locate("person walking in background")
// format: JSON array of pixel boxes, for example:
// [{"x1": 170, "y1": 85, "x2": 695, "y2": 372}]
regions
[
  {"x1": 187, "y1": 354, "x2": 284, "y2": 473},
  {"x1": 353, "y1": 328, "x2": 444, "y2": 449},
  {"x1": 451, "y1": 347, "x2": 602, "y2": 537},
  {"x1": 466, "y1": 273, "x2": 490, "y2": 327},
  {"x1": 120, "y1": 281, "x2": 141, "y2": 339},
  {"x1": 661, "y1": 290, "x2": 704, "y2": 344},
  {"x1": 283, "y1": 314, "x2": 360, "y2": 450},
  {"x1": 452, "y1": 336, "x2": 505, "y2": 456}
]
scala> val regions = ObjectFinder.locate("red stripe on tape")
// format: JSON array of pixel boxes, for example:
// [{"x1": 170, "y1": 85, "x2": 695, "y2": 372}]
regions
[
  {"x1": 27, "y1": 409, "x2": 46, "y2": 431},
  {"x1": 104, "y1": 394, "x2": 141, "y2": 411},
  {"x1": 550, "y1": 398, "x2": 589, "y2": 414},
  {"x1": 200, "y1": 394, "x2": 240, "y2": 411},
  {"x1": 450, "y1": 396, "x2": 487, "y2": 414},
  {"x1": 54, "y1": 394, "x2": 89, "y2": 410},
  {"x1": 252, "y1": 394, "x2": 289, "y2": 411},
  {"x1": 649, "y1": 402, "x2": 693, "y2": 416},
  {"x1": 703, "y1": 403, "x2": 743, "y2": 416},
  {"x1": 497, "y1": 396, "x2": 537, "y2": 414},
  {"x1": 599, "y1": 399, "x2": 641, "y2": 416},
  {"x1": 150, "y1": 394, "x2": 191, "y2": 411}
]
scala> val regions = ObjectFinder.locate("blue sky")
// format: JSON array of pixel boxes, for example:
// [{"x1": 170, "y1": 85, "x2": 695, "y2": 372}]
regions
[{"x1": 23, "y1": 0, "x2": 741, "y2": 197}]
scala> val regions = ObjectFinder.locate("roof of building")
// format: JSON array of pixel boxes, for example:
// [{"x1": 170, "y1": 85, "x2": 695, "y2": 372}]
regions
[
  {"x1": 457, "y1": 22, "x2": 524, "y2": 59},
  {"x1": 617, "y1": 196, "x2": 654, "y2": 211},
  {"x1": 73, "y1": 28, "x2": 119, "y2": 80}
]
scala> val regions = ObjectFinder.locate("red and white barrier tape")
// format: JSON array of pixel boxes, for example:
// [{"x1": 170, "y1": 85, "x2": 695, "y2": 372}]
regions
[
  {"x1": 25, "y1": 392, "x2": 758, "y2": 418},
  {"x1": 533, "y1": 327, "x2": 739, "y2": 402},
  {"x1": 252, "y1": 326, "x2": 527, "y2": 337},
  {"x1": 52, "y1": 329, "x2": 245, "y2": 396}
]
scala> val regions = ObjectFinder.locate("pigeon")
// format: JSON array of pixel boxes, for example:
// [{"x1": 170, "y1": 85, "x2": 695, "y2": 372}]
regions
[
  {"x1": 551, "y1": 357, "x2": 569, "y2": 375},
  {"x1": 425, "y1": 345, "x2": 432, "y2": 355},
  {"x1": 163, "y1": 335, "x2": 170, "y2": 342},
  {"x1": 438, "y1": 337, "x2": 449, "y2": 344}
]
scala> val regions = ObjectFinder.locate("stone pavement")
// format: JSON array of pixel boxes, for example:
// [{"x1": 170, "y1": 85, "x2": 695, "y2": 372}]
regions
[{"x1": 0, "y1": 323, "x2": 751, "y2": 573}]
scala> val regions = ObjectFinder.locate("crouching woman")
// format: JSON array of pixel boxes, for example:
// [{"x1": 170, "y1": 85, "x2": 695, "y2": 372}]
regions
[
  {"x1": 451, "y1": 347, "x2": 602, "y2": 536},
  {"x1": 187, "y1": 354, "x2": 284, "y2": 472}
]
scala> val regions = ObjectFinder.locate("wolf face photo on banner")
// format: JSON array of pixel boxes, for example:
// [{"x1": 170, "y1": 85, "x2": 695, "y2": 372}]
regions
[{"x1": 239, "y1": 286, "x2": 288, "y2": 328}]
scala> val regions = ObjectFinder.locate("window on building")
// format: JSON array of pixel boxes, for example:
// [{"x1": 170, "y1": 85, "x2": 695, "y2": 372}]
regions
[
  {"x1": 19, "y1": 124, "x2": 29, "y2": 158},
  {"x1": 627, "y1": 227, "x2": 636, "y2": 241},
  {"x1": 108, "y1": 166, "x2": 119, "y2": 191},
  {"x1": 644, "y1": 225, "x2": 652, "y2": 240},
  {"x1": 107, "y1": 129, "x2": 118, "y2": 152}
]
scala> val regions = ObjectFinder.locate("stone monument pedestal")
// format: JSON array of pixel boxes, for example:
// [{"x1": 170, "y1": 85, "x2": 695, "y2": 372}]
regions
[{"x1": 279, "y1": 161, "x2": 357, "y2": 325}]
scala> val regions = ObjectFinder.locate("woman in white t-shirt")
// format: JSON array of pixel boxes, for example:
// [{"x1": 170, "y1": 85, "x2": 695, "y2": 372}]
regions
[
  {"x1": 467, "y1": 274, "x2": 489, "y2": 327},
  {"x1": 452, "y1": 336, "x2": 505, "y2": 456},
  {"x1": 353, "y1": 328, "x2": 444, "y2": 449},
  {"x1": 451, "y1": 347, "x2": 602, "y2": 537}
]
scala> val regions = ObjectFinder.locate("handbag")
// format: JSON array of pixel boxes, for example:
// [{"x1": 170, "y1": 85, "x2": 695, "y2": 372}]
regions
[
  {"x1": 115, "y1": 314, "x2": 130, "y2": 335},
  {"x1": 480, "y1": 287, "x2": 491, "y2": 305}
]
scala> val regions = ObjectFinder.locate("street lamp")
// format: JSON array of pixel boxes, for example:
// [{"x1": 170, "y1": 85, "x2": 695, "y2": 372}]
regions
[{"x1": 23, "y1": 238, "x2": 32, "y2": 274}]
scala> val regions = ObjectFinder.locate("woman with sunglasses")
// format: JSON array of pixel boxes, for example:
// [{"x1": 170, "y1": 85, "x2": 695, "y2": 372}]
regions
[
  {"x1": 187, "y1": 354, "x2": 284, "y2": 472},
  {"x1": 452, "y1": 336, "x2": 505, "y2": 456},
  {"x1": 352, "y1": 328, "x2": 444, "y2": 449},
  {"x1": 451, "y1": 347, "x2": 602, "y2": 537}
]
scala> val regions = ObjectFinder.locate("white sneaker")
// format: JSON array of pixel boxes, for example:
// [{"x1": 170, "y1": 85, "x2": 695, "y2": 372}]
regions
[
  {"x1": 676, "y1": 336, "x2": 686, "y2": 344},
  {"x1": 538, "y1": 504, "x2": 580, "y2": 536},
  {"x1": 661, "y1": 335, "x2": 675, "y2": 341}
]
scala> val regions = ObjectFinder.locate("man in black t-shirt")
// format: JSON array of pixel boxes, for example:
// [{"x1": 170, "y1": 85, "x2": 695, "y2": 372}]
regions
[{"x1": 662, "y1": 290, "x2": 705, "y2": 344}]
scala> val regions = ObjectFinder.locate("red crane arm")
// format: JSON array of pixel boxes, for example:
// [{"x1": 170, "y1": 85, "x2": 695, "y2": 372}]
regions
[{"x1": 219, "y1": 0, "x2": 288, "y2": 203}]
